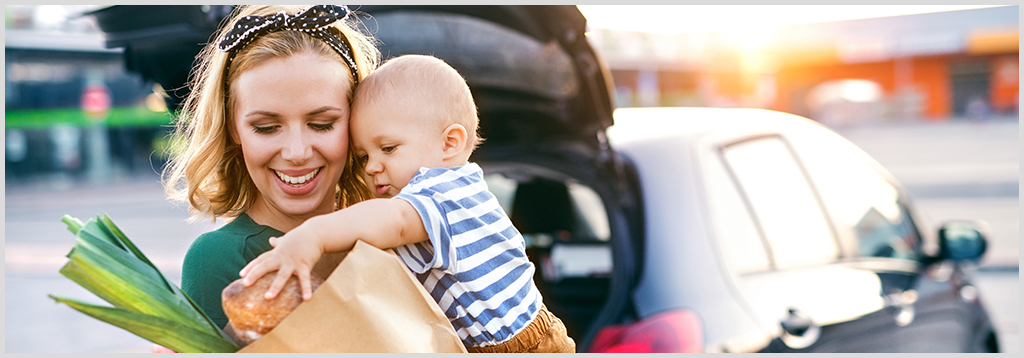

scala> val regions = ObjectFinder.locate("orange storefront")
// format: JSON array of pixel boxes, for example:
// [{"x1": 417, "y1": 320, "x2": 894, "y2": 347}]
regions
[
  {"x1": 598, "y1": 6, "x2": 1018, "y2": 123},
  {"x1": 767, "y1": 17, "x2": 1018, "y2": 121}
]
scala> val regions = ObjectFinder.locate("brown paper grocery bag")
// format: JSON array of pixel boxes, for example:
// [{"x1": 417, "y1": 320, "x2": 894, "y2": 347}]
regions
[{"x1": 239, "y1": 240, "x2": 467, "y2": 353}]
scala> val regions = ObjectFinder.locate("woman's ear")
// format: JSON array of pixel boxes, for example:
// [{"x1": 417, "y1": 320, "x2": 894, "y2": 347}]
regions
[{"x1": 441, "y1": 123, "x2": 468, "y2": 160}]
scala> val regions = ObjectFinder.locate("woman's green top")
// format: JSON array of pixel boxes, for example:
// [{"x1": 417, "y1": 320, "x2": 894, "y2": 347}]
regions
[{"x1": 181, "y1": 213, "x2": 280, "y2": 329}]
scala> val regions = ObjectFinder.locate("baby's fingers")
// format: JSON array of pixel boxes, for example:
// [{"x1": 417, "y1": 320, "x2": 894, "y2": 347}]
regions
[
  {"x1": 297, "y1": 270, "x2": 314, "y2": 301},
  {"x1": 240, "y1": 256, "x2": 273, "y2": 286},
  {"x1": 239, "y1": 253, "x2": 265, "y2": 277},
  {"x1": 264, "y1": 267, "x2": 293, "y2": 300}
]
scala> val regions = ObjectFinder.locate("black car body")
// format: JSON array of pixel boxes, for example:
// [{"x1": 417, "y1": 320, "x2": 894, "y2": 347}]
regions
[{"x1": 90, "y1": 5, "x2": 999, "y2": 353}]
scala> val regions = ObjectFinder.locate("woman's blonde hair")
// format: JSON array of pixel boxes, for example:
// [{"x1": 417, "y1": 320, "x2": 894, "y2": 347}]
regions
[{"x1": 163, "y1": 5, "x2": 378, "y2": 222}]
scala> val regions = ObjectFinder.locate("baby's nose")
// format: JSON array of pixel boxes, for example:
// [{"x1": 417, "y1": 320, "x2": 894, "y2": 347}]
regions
[{"x1": 363, "y1": 159, "x2": 382, "y2": 173}]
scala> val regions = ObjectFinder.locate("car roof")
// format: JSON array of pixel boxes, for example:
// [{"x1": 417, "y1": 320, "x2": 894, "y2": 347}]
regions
[
  {"x1": 608, "y1": 106, "x2": 902, "y2": 188},
  {"x1": 607, "y1": 107, "x2": 822, "y2": 146}
]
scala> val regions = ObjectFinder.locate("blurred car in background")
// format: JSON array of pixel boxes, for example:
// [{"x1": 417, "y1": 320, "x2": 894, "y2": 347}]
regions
[
  {"x1": 91, "y1": 5, "x2": 999, "y2": 353},
  {"x1": 600, "y1": 107, "x2": 997, "y2": 352}
]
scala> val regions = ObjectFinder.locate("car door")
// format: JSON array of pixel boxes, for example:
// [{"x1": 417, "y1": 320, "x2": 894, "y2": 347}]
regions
[
  {"x1": 705, "y1": 131, "x2": 900, "y2": 352},
  {"x1": 785, "y1": 123, "x2": 983, "y2": 352}
]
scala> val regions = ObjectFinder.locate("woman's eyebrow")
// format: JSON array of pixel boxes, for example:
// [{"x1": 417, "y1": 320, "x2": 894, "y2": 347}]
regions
[
  {"x1": 243, "y1": 107, "x2": 343, "y2": 118},
  {"x1": 244, "y1": 110, "x2": 280, "y2": 118},
  {"x1": 308, "y1": 106, "x2": 344, "y2": 116}
]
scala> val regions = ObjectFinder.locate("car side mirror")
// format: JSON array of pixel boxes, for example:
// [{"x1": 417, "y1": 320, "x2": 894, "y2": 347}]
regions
[{"x1": 937, "y1": 220, "x2": 987, "y2": 262}]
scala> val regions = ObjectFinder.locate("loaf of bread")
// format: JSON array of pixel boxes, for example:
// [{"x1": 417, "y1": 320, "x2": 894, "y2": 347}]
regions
[{"x1": 221, "y1": 272, "x2": 325, "y2": 345}]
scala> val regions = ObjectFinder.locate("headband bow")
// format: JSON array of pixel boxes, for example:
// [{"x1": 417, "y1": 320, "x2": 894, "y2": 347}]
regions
[{"x1": 218, "y1": 5, "x2": 359, "y2": 85}]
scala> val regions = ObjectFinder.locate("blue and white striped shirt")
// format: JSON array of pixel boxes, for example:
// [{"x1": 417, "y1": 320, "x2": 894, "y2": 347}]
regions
[{"x1": 394, "y1": 163, "x2": 542, "y2": 347}]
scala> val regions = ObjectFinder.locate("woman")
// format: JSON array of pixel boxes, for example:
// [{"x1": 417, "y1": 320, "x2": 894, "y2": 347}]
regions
[{"x1": 162, "y1": 5, "x2": 379, "y2": 331}]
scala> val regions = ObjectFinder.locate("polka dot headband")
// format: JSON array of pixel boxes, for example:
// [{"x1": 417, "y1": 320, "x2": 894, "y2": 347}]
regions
[{"x1": 218, "y1": 5, "x2": 360, "y2": 86}]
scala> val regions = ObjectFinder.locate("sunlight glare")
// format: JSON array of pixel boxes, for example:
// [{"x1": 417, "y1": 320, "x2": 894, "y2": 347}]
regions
[
  {"x1": 33, "y1": 5, "x2": 69, "y2": 29},
  {"x1": 578, "y1": 5, "x2": 1006, "y2": 34},
  {"x1": 725, "y1": 25, "x2": 774, "y2": 52}
]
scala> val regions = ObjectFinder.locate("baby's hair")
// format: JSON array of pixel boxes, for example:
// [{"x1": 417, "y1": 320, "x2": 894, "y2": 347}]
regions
[
  {"x1": 354, "y1": 55, "x2": 483, "y2": 151},
  {"x1": 163, "y1": 5, "x2": 380, "y2": 222}
]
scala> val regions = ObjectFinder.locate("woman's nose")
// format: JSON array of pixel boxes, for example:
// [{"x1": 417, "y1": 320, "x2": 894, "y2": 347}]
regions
[{"x1": 281, "y1": 130, "x2": 312, "y2": 163}]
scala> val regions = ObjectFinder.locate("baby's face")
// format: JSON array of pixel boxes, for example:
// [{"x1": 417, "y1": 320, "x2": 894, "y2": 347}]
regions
[{"x1": 350, "y1": 99, "x2": 447, "y2": 198}]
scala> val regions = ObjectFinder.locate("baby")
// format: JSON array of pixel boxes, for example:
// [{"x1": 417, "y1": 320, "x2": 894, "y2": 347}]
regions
[{"x1": 240, "y1": 55, "x2": 575, "y2": 353}]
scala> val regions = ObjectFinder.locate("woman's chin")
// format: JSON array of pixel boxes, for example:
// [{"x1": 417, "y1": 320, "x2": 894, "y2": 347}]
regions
[
  {"x1": 253, "y1": 184, "x2": 336, "y2": 221},
  {"x1": 250, "y1": 196, "x2": 333, "y2": 227}
]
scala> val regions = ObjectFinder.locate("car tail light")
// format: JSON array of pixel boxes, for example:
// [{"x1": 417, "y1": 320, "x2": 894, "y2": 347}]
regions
[{"x1": 588, "y1": 309, "x2": 703, "y2": 353}]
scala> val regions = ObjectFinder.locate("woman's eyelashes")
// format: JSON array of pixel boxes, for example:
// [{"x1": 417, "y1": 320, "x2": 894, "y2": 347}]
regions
[
  {"x1": 249, "y1": 121, "x2": 336, "y2": 134},
  {"x1": 308, "y1": 121, "x2": 335, "y2": 132},
  {"x1": 252, "y1": 125, "x2": 278, "y2": 134}
]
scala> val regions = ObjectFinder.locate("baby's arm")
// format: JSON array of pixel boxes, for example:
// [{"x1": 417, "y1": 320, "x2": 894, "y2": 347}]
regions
[{"x1": 239, "y1": 198, "x2": 428, "y2": 300}]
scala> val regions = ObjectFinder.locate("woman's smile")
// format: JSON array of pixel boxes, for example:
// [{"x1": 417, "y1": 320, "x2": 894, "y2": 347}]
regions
[
  {"x1": 274, "y1": 167, "x2": 321, "y2": 186},
  {"x1": 273, "y1": 167, "x2": 323, "y2": 195}
]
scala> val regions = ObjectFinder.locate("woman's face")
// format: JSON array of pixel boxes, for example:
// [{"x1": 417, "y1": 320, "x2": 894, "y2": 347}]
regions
[{"x1": 230, "y1": 53, "x2": 351, "y2": 230}]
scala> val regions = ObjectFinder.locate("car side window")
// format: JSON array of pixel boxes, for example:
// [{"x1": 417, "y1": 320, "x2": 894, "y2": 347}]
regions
[
  {"x1": 566, "y1": 181, "x2": 611, "y2": 242},
  {"x1": 721, "y1": 136, "x2": 840, "y2": 270},
  {"x1": 788, "y1": 129, "x2": 922, "y2": 261},
  {"x1": 486, "y1": 174, "x2": 613, "y2": 278},
  {"x1": 705, "y1": 147, "x2": 772, "y2": 274}
]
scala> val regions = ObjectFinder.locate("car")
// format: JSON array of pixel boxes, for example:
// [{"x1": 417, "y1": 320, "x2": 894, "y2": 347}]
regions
[
  {"x1": 91, "y1": 5, "x2": 999, "y2": 353},
  {"x1": 599, "y1": 107, "x2": 997, "y2": 353}
]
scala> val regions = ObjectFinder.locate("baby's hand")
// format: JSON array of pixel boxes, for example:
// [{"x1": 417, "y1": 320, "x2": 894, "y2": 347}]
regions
[{"x1": 239, "y1": 232, "x2": 323, "y2": 301}]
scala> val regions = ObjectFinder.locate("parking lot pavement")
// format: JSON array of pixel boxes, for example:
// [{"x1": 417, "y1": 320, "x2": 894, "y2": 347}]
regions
[
  {"x1": 971, "y1": 267, "x2": 1019, "y2": 353},
  {"x1": 5, "y1": 173, "x2": 217, "y2": 275},
  {"x1": 5, "y1": 276, "x2": 154, "y2": 353},
  {"x1": 837, "y1": 119, "x2": 1018, "y2": 187},
  {"x1": 5, "y1": 174, "x2": 214, "y2": 353}
]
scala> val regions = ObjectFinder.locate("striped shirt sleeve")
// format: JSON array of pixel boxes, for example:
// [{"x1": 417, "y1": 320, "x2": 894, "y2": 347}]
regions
[{"x1": 393, "y1": 166, "x2": 468, "y2": 273}]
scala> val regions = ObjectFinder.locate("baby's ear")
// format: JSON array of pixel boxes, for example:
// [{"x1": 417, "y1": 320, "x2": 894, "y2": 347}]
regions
[{"x1": 441, "y1": 123, "x2": 468, "y2": 160}]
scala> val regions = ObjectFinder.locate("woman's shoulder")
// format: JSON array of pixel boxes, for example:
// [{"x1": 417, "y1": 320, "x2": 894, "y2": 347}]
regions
[
  {"x1": 187, "y1": 216, "x2": 248, "y2": 251},
  {"x1": 183, "y1": 214, "x2": 279, "y2": 264}
]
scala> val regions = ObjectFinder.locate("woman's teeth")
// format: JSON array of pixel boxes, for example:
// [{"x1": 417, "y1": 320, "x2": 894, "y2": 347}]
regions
[{"x1": 275, "y1": 168, "x2": 319, "y2": 185}]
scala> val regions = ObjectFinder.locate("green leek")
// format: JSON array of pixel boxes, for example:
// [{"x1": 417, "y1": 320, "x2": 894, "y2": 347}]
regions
[{"x1": 49, "y1": 214, "x2": 239, "y2": 353}]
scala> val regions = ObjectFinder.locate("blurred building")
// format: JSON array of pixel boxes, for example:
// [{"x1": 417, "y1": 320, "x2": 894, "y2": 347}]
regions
[
  {"x1": 5, "y1": 5, "x2": 171, "y2": 182},
  {"x1": 588, "y1": 6, "x2": 1018, "y2": 125},
  {"x1": 5, "y1": 6, "x2": 1017, "y2": 181}
]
